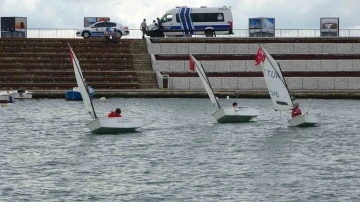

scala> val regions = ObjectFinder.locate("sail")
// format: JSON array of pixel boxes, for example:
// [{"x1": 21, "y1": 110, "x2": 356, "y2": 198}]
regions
[
  {"x1": 256, "y1": 45, "x2": 294, "y2": 111},
  {"x1": 69, "y1": 44, "x2": 97, "y2": 119},
  {"x1": 189, "y1": 54, "x2": 221, "y2": 110}
]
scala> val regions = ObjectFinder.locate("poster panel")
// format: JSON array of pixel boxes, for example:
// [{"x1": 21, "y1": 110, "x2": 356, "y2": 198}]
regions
[
  {"x1": 97, "y1": 17, "x2": 110, "y2": 22},
  {"x1": 261, "y1": 18, "x2": 275, "y2": 33},
  {"x1": 15, "y1": 17, "x2": 27, "y2": 31},
  {"x1": 13, "y1": 31, "x2": 26, "y2": 38},
  {"x1": 1, "y1": 31, "x2": 13, "y2": 38},
  {"x1": 84, "y1": 17, "x2": 110, "y2": 27},
  {"x1": 15, "y1": 17, "x2": 27, "y2": 38},
  {"x1": 320, "y1": 17, "x2": 339, "y2": 32},
  {"x1": 249, "y1": 18, "x2": 261, "y2": 33},
  {"x1": 1, "y1": 17, "x2": 15, "y2": 32},
  {"x1": 84, "y1": 17, "x2": 97, "y2": 27}
]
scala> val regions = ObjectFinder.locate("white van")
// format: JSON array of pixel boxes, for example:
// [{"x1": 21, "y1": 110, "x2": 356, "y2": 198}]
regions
[{"x1": 146, "y1": 6, "x2": 233, "y2": 37}]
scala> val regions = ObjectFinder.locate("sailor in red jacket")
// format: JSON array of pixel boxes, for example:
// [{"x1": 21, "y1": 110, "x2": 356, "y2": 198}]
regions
[
  {"x1": 108, "y1": 108, "x2": 122, "y2": 118},
  {"x1": 291, "y1": 102, "x2": 302, "y2": 118}
]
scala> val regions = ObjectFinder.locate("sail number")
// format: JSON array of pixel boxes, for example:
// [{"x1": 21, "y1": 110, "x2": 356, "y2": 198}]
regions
[
  {"x1": 269, "y1": 90, "x2": 279, "y2": 98},
  {"x1": 266, "y1": 70, "x2": 280, "y2": 79}
]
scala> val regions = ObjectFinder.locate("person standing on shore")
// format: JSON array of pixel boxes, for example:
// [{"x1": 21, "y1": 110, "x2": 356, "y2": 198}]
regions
[
  {"x1": 111, "y1": 28, "x2": 120, "y2": 43},
  {"x1": 157, "y1": 17, "x2": 162, "y2": 29},
  {"x1": 140, "y1": 19, "x2": 147, "y2": 39},
  {"x1": 104, "y1": 27, "x2": 111, "y2": 41}
]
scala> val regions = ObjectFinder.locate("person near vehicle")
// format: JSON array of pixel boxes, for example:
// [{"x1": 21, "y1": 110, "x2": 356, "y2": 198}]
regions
[
  {"x1": 111, "y1": 28, "x2": 120, "y2": 43},
  {"x1": 140, "y1": 19, "x2": 147, "y2": 39},
  {"x1": 104, "y1": 27, "x2": 111, "y2": 41},
  {"x1": 157, "y1": 17, "x2": 162, "y2": 29},
  {"x1": 108, "y1": 108, "x2": 122, "y2": 117}
]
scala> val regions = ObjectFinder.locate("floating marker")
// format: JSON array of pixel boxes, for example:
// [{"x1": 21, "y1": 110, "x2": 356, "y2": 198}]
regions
[
  {"x1": 226, "y1": 96, "x2": 229, "y2": 100},
  {"x1": 100, "y1": 97, "x2": 107, "y2": 102}
]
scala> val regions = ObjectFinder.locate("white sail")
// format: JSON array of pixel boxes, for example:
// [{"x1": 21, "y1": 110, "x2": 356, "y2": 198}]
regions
[
  {"x1": 258, "y1": 45, "x2": 293, "y2": 111},
  {"x1": 69, "y1": 44, "x2": 97, "y2": 119},
  {"x1": 190, "y1": 54, "x2": 221, "y2": 110}
]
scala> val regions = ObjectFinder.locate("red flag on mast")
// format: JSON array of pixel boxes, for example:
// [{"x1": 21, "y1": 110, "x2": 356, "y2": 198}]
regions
[
  {"x1": 255, "y1": 47, "x2": 265, "y2": 66},
  {"x1": 189, "y1": 56, "x2": 195, "y2": 71},
  {"x1": 69, "y1": 49, "x2": 74, "y2": 63}
]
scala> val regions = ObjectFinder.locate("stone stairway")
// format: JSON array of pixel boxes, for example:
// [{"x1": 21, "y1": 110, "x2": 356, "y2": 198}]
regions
[
  {"x1": 129, "y1": 39, "x2": 157, "y2": 89},
  {"x1": 0, "y1": 38, "x2": 156, "y2": 91}
]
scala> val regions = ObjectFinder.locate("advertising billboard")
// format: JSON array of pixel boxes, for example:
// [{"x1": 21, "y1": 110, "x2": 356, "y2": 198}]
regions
[
  {"x1": 261, "y1": 18, "x2": 275, "y2": 33},
  {"x1": 320, "y1": 17, "x2": 339, "y2": 37},
  {"x1": 1, "y1": 31, "x2": 13, "y2": 38},
  {"x1": 249, "y1": 18, "x2": 261, "y2": 34},
  {"x1": 1, "y1": 17, "x2": 15, "y2": 32},
  {"x1": 1, "y1": 17, "x2": 27, "y2": 38},
  {"x1": 14, "y1": 17, "x2": 27, "y2": 38},
  {"x1": 249, "y1": 17, "x2": 275, "y2": 37},
  {"x1": 84, "y1": 17, "x2": 110, "y2": 27},
  {"x1": 320, "y1": 18, "x2": 339, "y2": 32}
]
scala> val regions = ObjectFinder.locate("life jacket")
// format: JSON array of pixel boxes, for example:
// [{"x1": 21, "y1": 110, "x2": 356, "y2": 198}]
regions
[
  {"x1": 291, "y1": 107, "x2": 302, "y2": 118},
  {"x1": 108, "y1": 111, "x2": 121, "y2": 118}
]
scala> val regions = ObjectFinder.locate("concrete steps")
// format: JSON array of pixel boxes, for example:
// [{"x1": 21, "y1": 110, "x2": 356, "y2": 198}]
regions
[
  {"x1": 0, "y1": 38, "x2": 158, "y2": 90},
  {"x1": 0, "y1": 83, "x2": 139, "y2": 90},
  {"x1": 129, "y1": 40, "x2": 157, "y2": 89}
]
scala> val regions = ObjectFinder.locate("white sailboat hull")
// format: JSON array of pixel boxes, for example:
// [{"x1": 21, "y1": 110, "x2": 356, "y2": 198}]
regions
[
  {"x1": 9, "y1": 91, "x2": 33, "y2": 99},
  {"x1": 1, "y1": 103, "x2": 14, "y2": 107},
  {"x1": 288, "y1": 113, "x2": 320, "y2": 127},
  {"x1": 0, "y1": 91, "x2": 16, "y2": 103},
  {"x1": 212, "y1": 107, "x2": 259, "y2": 123},
  {"x1": 86, "y1": 117, "x2": 144, "y2": 134}
]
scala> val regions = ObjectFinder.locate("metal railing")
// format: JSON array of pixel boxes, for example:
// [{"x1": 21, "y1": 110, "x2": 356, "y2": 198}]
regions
[{"x1": 5, "y1": 28, "x2": 360, "y2": 38}]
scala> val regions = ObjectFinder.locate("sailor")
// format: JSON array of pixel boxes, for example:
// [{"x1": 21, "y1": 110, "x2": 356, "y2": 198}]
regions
[
  {"x1": 232, "y1": 102, "x2": 238, "y2": 108},
  {"x1": 291, "y1": 102, "x2": 302, "y2": 118},
  {"x1": 108, "y1": 108, "x2": 122, "y2": 118}
]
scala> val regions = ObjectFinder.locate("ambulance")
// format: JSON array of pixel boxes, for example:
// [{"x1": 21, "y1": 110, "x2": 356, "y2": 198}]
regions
[{"x1": 146, "y1": 6, "x2": 233, "y2": 37}]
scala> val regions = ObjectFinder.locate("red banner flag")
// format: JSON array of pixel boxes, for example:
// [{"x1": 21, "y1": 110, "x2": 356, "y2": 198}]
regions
[
  {"x1": 255, "y1": 47, "x2": 265, "y2": 66},
  {"x1": 189, "y1": 56, "x2": 195, "y2": 71},
  {"x1": 69, "y1": 49, "x2": 74, "y2": 63}
]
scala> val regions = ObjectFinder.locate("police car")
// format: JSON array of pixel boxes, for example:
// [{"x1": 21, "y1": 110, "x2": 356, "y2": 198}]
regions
[
  {"x1": 76, "y1": 21, "x2": 129, "y2": 39},
  {"x1": 146, "y1": 6, "x2": 233, "y2": 37}
]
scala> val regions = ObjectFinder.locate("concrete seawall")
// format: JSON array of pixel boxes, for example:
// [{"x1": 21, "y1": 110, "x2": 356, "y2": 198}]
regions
[
  {"x1": 3, "y1": 37, "x2": 360, "y2": 99},
  {"x1": 146, "y1": 37, "x2": 360, "y2": 91}
]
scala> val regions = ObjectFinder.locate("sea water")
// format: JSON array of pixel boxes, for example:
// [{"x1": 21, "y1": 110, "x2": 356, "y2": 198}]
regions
[{"x1": 0, "y1": 98, "x2": 359, "y2": 201}]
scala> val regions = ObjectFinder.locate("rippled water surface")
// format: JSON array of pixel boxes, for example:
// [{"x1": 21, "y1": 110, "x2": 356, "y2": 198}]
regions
[{"x1": 1, "y1": 98, "x2": 360, "y2": 201}]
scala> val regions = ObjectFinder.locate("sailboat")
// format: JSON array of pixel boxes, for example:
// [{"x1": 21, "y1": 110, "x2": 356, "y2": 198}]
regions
[
  {"x1": 0, "y1": 91, "x2": 16, "y2": 103},
  {"x1": 189, "y1": 54, "x2": 259, "y2": 123},
  {"x1": 256, "y1": 44, "x2": 320, "y2": 127},
  {"x1": 69, "y1": 44, "x2": 144, "y2": 134},
  {"x1": 8, "y1": 89, "x2": 33, "y2": 99}
]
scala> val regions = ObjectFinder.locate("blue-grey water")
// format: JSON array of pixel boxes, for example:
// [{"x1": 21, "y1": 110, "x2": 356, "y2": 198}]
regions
[{"x1": 1, "y1": 98, "x2": 360, "y2": 201}]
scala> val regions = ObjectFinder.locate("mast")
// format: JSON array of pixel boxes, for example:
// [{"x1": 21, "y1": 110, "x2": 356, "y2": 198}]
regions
[
  {"x1": 191, "y1": 54, "x2": 221, "y2": 110},
  {"x1": 198, "y1": 64, "x2": 222, "y2": 109},
  {"x1": 69, "y1": 44, "x2": 98, "y2": 119}
]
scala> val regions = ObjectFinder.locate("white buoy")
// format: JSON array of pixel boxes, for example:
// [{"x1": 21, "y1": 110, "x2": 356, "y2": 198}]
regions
[
  {"x1": 100, "y1": 97, "x2": 107, "y2": 102},
  {"x1": 226, "y1": 96, "x2": 229, "y2": 100}
]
